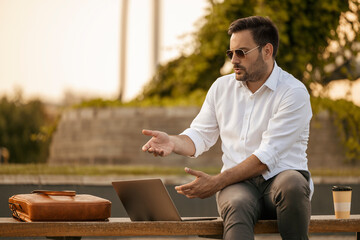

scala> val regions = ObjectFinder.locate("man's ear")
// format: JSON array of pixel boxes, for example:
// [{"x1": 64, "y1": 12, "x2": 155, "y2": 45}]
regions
[{"x1": 262, "y1": 43, "x2": 273, "y2": 60}]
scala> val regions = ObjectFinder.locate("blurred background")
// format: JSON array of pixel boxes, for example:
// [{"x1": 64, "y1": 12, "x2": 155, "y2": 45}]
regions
[
  {"x1": 0, "y1": 0, "x2": 209, "y2": 163},
  {"x1": 0, "y1": 0, "x2": 208, "y2": 103},
  {"x1": 0, "y1": 0, "x2": 359, "y2": 165},
  {"x1": 0, "y1": 0, "x2": 359, "y2": 166},
  {"x1": 0, "y1": 1, "x2": 360, "y2": 238}
]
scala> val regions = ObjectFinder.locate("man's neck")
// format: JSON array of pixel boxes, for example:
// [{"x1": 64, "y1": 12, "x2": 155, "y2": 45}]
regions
[{"x1": 246, "y1": 61, "x2": 275, "y2": 93}]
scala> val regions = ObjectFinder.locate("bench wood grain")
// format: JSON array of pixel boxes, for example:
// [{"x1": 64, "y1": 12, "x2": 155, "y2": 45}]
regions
[{"x1": 0, "y1": 215, "x2": 359, "y2": 238}]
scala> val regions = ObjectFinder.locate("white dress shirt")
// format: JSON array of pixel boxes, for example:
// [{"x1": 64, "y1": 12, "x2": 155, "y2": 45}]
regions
[{"x1": 181, "y1": 62, "x2": 313, "y2": 195}]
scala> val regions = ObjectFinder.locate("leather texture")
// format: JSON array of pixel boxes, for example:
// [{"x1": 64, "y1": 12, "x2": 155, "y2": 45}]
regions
[{"x1": 8, "y1": 190, "x2": 111, "y2": 222}]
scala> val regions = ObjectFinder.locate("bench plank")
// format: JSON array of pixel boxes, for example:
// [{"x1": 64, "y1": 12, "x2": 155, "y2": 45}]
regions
[
  {"x1": 309, "y1": 215, "x2": 360, "y2": 233},
  {"x1": 1, "y1": 215, "x2": 360, "y2": 237},
  {"x1": 254, "y1": 215, "x2": 360, "y2": 234},
  {"x1": 0, "y1": 217, "x2": 223, "y2": 237}
]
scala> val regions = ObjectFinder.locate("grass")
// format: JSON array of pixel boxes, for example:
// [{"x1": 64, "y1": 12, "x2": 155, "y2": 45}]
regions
[
  {"x1": 0, "y1": 164, "x2": 222, "y2": 176},
  {"x1": 0, "y1": 164, "x2": 360, "y2": 177}
]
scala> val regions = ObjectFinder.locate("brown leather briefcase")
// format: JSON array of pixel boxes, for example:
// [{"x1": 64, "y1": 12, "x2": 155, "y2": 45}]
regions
[{"x1": 8, "y1": 190, "x2": 111, "y2": 222}]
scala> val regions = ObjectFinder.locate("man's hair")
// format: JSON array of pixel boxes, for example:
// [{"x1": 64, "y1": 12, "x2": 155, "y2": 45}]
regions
[{"x1": 228, "y1": 16, "x2": 279, "y2": 58}]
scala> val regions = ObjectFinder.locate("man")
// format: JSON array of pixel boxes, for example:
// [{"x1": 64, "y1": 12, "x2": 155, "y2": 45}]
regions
[{"x1": 142, "y1": 16, "x2": 313, "y2": 240}]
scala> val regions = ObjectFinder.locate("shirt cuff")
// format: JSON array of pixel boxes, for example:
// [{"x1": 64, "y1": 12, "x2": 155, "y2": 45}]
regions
[
  {"x1": 180, "y1": 128, "x2": 205, "y2": 158},
  {"x1": 253, "y1": 143, "x2": 278, "y2": 173}
]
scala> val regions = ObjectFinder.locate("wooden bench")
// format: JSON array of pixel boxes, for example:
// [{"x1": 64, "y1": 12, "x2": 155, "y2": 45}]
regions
[{"x1": 1, "y1": 215, "x2": 360, "y2": 239}]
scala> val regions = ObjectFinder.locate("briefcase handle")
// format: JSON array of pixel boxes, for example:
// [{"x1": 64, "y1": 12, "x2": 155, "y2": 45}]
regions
[{"x1": 32, "y1": 190, "x2": 76, "y2": 196}]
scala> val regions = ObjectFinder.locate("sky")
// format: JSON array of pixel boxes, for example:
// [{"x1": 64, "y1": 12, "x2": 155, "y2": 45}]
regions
[{"x1": 0, "y1": 0, "x2": 209, "y2": 103}]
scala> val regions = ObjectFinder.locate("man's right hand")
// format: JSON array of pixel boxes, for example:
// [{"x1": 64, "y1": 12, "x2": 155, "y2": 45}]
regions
[{"x1": 141, "y1": 129, "x2": 175, "y2": 157}]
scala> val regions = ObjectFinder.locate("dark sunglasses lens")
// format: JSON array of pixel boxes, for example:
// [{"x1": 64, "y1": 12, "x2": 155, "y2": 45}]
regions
[
  {"x1": 226, "y1": 49, "x2": 246, "y2": 59},
  {"x1": 235, "y1": 49, "x2": 245, "y2": 58},
  {"x1": 226, "y1": 50, "x2": 233, "y2": 59}
]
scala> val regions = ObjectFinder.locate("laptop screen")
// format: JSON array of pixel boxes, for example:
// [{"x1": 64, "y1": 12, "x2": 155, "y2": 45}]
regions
[{"x1": 112, "y1": 178, "x2": 182, "y2": 221}]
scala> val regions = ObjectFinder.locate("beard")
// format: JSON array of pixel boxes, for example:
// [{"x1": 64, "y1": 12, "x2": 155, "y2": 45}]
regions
[{"x1": 234, "y1": 54, "x2": 268, "y2": 82}]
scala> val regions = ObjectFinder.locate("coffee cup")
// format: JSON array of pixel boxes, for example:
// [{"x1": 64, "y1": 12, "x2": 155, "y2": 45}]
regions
[{"x1": 332, "y1": 186, "x2": 352, "y2": 219}]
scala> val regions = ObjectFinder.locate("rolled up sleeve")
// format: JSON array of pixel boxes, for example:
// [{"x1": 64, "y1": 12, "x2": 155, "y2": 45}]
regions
[
  {"x1": 180, "y1": 82, "x2": 220, "y2": 158},
  {"x1": 180, "y1": 128, "x2": 206, "y2": 157},
  {"x1": 253, "y1": 87, "x2": 312, "y2": 173}
]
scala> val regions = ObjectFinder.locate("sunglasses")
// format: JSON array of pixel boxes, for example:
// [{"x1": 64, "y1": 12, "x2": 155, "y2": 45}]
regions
[{"x1": 226, "y1": 45, "x2": 260, "y2": 60}]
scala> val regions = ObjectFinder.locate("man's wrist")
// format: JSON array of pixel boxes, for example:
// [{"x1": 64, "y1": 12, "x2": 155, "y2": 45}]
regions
[
  {"x1": 168, "y1": 135, "x2": 178, "y2": 153},
  {"x1": 213, "y1": 172, "x2": 228, "y2": 192},
  {"x1": 214, "y1": 166, "x2": 242, "y2": 191},
  {"x1": 170, "y1": 135, "x2": 196, "y2": 156}
]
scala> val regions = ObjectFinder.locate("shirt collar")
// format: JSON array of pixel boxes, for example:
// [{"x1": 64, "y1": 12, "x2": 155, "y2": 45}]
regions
[
  {"x1": 263, "y1": 61, "x2": 280, "y2": 91},
  {"x1": 235, "y1": 61, "x2": 280, "y2": 91}
]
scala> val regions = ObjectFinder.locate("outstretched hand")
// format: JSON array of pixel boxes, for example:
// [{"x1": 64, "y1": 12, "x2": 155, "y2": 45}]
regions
[
  {"x1": 175, "y1": 167, "x2": 221, "y2": 199},
  {"x1": 142, "y1": 129, "x2": 175, "y2": 157}
]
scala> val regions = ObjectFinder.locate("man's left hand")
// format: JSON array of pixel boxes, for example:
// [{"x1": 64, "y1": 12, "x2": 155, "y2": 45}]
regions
[{"x1": 175, "y1": 167, "x2": 221, "y2": 199}]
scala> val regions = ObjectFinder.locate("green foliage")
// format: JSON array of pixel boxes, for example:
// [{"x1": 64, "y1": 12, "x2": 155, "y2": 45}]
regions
[
  {"x1": 311, "y1": 97, "x2": 360, "y2": 164},
  {"x1": 321, "y1": 0, "x2": 360, "y2": 83},
  {"x1": 0, "y1": 94, "x2": 53, "y2": 163},
  {"x1": 76, "y1": 89, "x2": 207, "y2": 108},
  {"x1": 259, "y1": 0, "x2": 354, "y2": 85},
  {"x1": 138, "y1": 0, "x2": 256, "y2": 100},
  {"x1": 74, "y1": 98, "x2": 124, "y2": 108},
  {"x1": 138, "y1": 0, "x2": 357, "y2": 101}
]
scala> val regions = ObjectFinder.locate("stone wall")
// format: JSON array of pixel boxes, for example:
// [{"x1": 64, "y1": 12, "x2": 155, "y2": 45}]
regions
[
  {"x1": 49, "y1": 107, "x2": 223, "y2": 167},
  {"x1": 307, "y1": 111, "x2": 347, "y2": 168},
  {"x1": 48, "y1": 107, "x2": 348, "y2": 168}
]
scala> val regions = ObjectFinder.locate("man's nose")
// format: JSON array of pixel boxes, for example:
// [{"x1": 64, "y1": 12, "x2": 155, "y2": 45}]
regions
[{"x1": 231, "y1": 54, "x2": 241, "y2": 64}]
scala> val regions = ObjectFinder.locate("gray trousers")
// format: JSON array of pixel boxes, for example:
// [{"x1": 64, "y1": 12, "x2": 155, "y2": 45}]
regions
[{"x1": 216, "y1": 170, "x2": 311, "y2": 240}]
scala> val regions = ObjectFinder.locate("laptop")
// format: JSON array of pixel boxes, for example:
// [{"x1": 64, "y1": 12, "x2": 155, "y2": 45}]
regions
[{"x1": 112, "y1": 178, "x2": 217, "y2": 221}]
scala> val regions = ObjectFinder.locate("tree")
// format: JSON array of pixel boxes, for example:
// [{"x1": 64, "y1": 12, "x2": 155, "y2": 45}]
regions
[
  {"x1": 319, "y1": 0, "x2": 360, "y2": 84},
  {"x1": 138, "y1": 0, "x2": 358, "y2": 101},
  {"x1": 0, "y1": 93, "x2": 53, "y2": 163}
]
